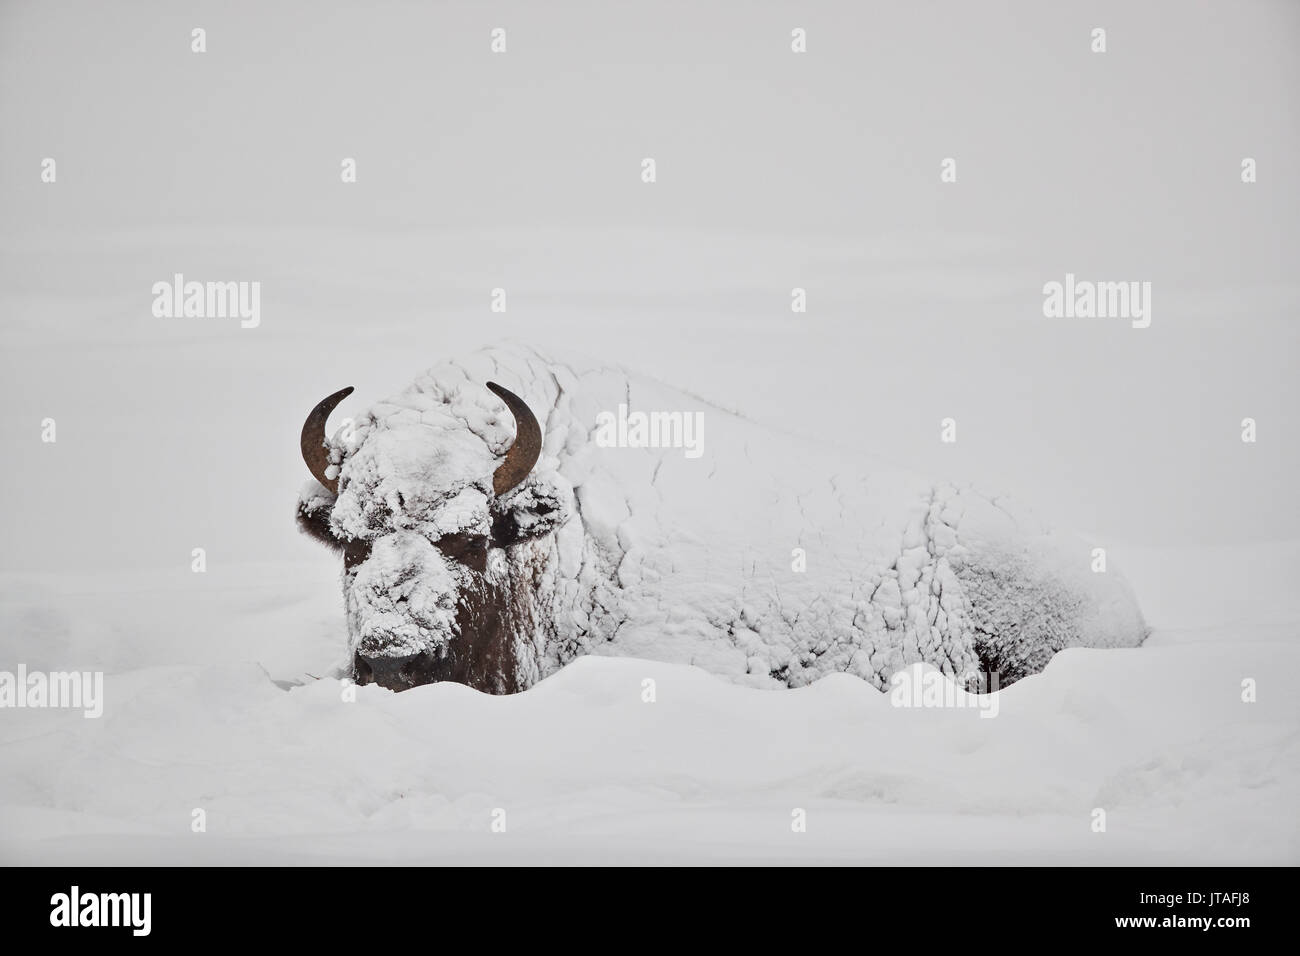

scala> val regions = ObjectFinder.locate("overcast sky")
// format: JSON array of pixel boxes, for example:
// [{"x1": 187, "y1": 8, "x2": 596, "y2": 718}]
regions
[{"x1": 1, "y1": 0, "x2": 1297, "y2": 570}]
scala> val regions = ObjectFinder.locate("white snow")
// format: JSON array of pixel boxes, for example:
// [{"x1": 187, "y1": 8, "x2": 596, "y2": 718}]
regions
[
  {"x1": 0, "y1": 541, "x2": 1295, "y2": 864},
  {"x1": 349, "y1": 533, "x2": 464, "y2": 658}
]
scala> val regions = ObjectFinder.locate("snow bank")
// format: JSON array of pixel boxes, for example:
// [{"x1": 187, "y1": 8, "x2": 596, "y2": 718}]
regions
[{"x1": 0, "y1": 590, "x2": 1293, "y2": 864}]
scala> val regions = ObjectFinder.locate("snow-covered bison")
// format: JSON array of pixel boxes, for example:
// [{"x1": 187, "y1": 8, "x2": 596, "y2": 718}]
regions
[{"x1": 297, "y1": 345, "x2": 1146, "y2": 694}]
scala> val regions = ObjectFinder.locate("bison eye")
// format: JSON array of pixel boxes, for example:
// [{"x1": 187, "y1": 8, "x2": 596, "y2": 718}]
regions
[{"x1": 434, "y1": 533, "x2": 488, "y2": 572}]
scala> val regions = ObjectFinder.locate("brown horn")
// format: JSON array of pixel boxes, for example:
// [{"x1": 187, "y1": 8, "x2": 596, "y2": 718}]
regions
[
  {"x1": 301, "y1": 386, "x2": 354, "y2": 494},
  {"x1": 486, "y1": 382, "x2": 541, "y2": 496}
]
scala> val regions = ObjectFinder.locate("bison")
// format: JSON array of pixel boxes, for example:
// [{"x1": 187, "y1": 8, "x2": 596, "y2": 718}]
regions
[{"x1": 297, "y1": 345, "x2": 1146, "y2": 694}]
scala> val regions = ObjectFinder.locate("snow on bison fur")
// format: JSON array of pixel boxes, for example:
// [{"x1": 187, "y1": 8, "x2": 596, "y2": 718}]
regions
[{"x1": 296, "y1": 344, "x2": 1146, "y2": 694}]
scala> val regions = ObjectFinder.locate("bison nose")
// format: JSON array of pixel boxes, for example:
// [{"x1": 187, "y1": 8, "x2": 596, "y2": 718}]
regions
[{"x1": 354, "y1": 651, "x2": 430, "y2": 691}]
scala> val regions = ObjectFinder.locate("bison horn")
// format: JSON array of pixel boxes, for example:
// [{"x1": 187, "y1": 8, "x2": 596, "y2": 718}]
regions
[
  {"x1": 301, "y1": 386, "x2": 354, "y2": 494},
  {"x1": 486, "y1": 382, "x2": 541, "y2": 497}
]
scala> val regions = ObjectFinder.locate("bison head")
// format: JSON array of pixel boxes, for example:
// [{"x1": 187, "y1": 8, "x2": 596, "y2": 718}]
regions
[{"x1": 296, "y1": 380, "x2": 570, "y2": 693}]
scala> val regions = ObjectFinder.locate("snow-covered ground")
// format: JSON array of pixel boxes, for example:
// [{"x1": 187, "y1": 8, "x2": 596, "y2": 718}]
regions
[{"x1": 0, "y1": 535, "x2": 1295, "y2": 865}]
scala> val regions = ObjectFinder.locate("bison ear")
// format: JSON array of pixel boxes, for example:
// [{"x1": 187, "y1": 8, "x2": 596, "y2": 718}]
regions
[
  {"x1": 490, "y1": 470, "x2": 571, "y2": 547},
  {"x1": 296, "y1": 497, "x2": 342, "y2": 552}
]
